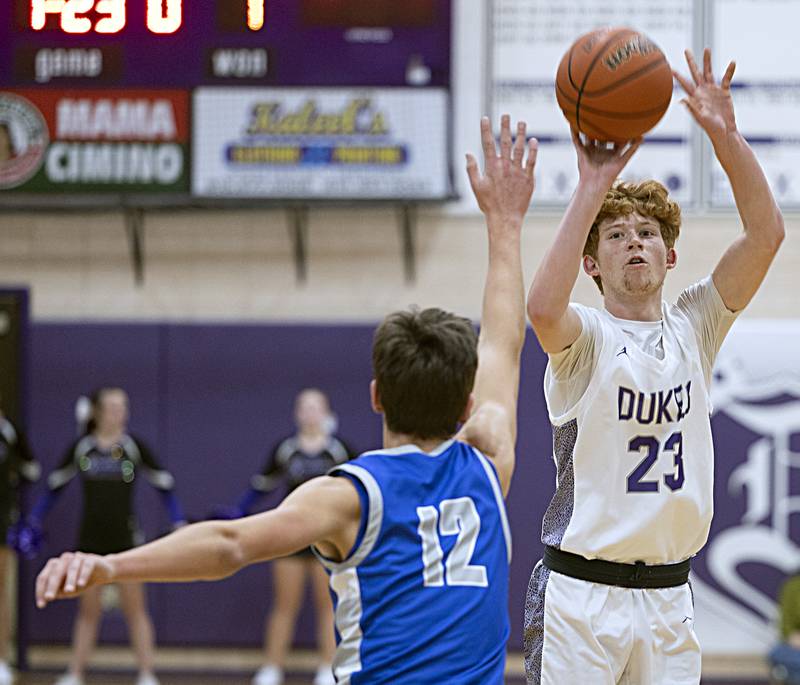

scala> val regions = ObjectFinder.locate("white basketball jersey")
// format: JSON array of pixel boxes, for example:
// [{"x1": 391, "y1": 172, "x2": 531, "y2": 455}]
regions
[{"x1": 541, "y1": 277, "x2": 737, "y2": 565}]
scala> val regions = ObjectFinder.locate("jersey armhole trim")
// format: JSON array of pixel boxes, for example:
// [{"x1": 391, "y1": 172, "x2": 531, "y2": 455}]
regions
[
  {"x1": 312, "y1": 463, "x2": 383, "y2": 572},
  {"x1": 121, "y1": 435, "x2": 142, "y2": 464},
  {"x1": 328, "y1": 437, "x2": 350, "y2": 462},
  {"x1": 470, "y1": 447, "x2": 512, "y2": 563}
]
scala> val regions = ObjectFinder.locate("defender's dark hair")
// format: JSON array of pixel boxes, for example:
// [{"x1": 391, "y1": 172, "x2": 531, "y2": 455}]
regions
[{"x1": 372, "y1": 307, "x2": 478, "y2": 440}]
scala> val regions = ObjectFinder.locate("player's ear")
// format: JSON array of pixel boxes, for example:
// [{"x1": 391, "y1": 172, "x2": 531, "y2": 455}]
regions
[
  {"x1": 583, "y1": 254, "x2": 600, "y2": 279},
  {"x1": 459, "y1": 394, "x2": 475, "y2": 423},
  {"x1": 666, "y1": 247, "x2": 677, "y2": 270},
  {"x1": 370, "y1": 380, "x2": 383, "y2": 414}
]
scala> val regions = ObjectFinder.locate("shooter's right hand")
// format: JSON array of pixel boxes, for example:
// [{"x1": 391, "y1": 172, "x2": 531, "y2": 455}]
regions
[{"x1": 571, "y1": 128, "x2": 641, "y2": 191}]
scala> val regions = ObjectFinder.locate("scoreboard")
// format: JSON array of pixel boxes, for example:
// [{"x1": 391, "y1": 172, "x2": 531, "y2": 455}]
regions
[
  {"x1": 5, "y1": 0, "x2": 449, "y2": 87},
  {"x1": 0, "y1": 0, "x2": 452, "y2": 201}
]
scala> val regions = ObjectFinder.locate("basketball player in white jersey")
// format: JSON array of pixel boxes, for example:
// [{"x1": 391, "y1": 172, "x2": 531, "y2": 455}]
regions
[{"x1": 524, "y1": 49, "x2": 784, "y2": 684}]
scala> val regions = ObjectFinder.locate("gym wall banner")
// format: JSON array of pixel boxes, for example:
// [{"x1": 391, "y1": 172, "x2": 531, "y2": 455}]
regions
[
  {"x1": 191, "y1": 87, "x2": 450, "y2": 200},
  {"x1": 692, "y1": 320, "x2": 800, "y2": 654},
  {"x1": 0, "y1": 90, "x2": 189, "y2": 193}
]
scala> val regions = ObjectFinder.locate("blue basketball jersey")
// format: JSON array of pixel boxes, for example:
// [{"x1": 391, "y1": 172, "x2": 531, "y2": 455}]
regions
[{"x1": 314, "y1": 439, "x2": 511, "y2": 685}]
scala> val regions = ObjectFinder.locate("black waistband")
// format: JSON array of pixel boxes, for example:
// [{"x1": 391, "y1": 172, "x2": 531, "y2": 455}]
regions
[{"x1": 543, "y1": 546, "x2": 690, "y2": 589}]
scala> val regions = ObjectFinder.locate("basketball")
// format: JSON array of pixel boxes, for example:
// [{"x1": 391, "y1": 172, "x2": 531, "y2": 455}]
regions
[{"x1": 555, "y1": 27, "x2": 673, "y2": 142}]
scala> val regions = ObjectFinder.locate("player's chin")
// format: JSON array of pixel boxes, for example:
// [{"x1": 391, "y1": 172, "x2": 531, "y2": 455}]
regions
[{"x1": 622, "y1": 272, "x2": 660, "y2": 294}]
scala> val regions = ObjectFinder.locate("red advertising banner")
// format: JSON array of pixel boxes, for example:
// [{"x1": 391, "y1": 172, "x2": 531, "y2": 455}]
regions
[{"x1": 0, "y1": 89, "x2": 189, "y2": 192}]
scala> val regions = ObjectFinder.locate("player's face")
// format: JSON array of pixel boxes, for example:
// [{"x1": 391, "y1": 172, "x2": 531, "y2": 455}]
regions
[
  {"x1": 591, "y1": 212, "x2": 675, "y2": 298},
  {"x1": 295, "y1": 391, "x2": 330, "y2": 434},
  {"x1": 96, "y1": 390, "x2": 129, "y2": 433}
]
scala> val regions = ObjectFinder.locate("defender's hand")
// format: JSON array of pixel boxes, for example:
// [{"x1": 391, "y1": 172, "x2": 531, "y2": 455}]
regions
[
  {"x1": 36, "y1": 551, "x2": 114, "y2": 608},
  {"x1": 466, "y1": 115, "x2": 538, "y2": 223},
  {"x1": 674, "y1": 48, "x2": 737, "y2": 145}
]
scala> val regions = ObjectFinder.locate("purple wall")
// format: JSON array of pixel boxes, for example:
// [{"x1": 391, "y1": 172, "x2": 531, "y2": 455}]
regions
[{"x1": 23, "y1": 321, "x2": 551, "y2": 648}]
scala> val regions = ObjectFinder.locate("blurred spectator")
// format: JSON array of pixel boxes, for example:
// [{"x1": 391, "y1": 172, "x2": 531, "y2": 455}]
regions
[
  {"x1": 220, "y1": 389, "x2": 351, "y2": 685},
  {"x1": 769, "y1": 573, "x2": 800, "y2": 685},
  {"x1": 0, "y1": 393, "x2": 40, "y2": 685},
  {"x1": 21, "y1": 388, "x2": 185, "y2": 685}
]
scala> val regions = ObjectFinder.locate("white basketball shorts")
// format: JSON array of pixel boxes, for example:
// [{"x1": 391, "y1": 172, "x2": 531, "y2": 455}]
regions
[{"x1": 524, "y1": 561, "x2": 701, "y2": 685}]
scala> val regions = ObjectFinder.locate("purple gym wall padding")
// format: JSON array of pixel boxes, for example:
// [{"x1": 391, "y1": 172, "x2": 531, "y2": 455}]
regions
[
  {"x1": 22, "y1": 319, "x2": 800, "y2": 657},
  {"x1": 21, "y1": 322, "x2": 551, "y2": 649}
]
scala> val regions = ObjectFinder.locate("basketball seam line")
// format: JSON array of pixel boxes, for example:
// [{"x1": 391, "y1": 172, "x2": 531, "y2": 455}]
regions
[
  {"x1": 576, "y1": 28, "x2": 633, "y2": 134},
  {"x1": 567, "y1": 46, "x2": 578, "y2": 92},
  {"x1": 582, "y1": 57, "x2": 670, "y2": 97},
  {"x1": 556, "y1": 81, "x2": 672, "y2": 119},
  {"x1": 588, "y1": 98, "x2": 671, "y2": 119}
]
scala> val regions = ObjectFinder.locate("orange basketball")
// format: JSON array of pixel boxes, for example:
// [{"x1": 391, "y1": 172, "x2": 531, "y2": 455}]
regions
[{"x1": 555, "y1": 27, "x2": 673, "y2": 143}]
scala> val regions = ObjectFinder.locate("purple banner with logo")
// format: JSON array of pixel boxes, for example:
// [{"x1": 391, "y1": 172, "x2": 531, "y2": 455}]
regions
[{"x1": 691, "y1": 320, "x2": 800, "y2": 654}]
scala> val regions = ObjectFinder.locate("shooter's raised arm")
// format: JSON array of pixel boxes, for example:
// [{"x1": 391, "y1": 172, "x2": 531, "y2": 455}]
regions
[
  {"x1": 674, "y1": 48, "x2": 784, "y2": 312},
  {"x1": 526, "y1": 132, "x2": 641, "y2": 354}
]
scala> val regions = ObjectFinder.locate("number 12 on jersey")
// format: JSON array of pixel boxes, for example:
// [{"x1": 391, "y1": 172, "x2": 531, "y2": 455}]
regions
[{"x1": 416, "y1": 497, "x2": 488, "y2": 588}]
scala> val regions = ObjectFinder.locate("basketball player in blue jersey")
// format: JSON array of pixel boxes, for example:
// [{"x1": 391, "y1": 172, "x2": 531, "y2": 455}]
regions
[
  {"x1": 33, "y1": 114, "x2": 539, "y2": 685},
  {"x1": 524, "y1": 49, "x2": 784, "y2": 684}
]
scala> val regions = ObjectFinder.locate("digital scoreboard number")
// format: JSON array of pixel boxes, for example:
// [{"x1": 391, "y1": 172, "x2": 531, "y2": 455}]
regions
[
  {"x1": 27, "y1": 0, "x2": 266, "y2": 34},
  {"x1": 20, "y1": 0, "x2": 436, "y2": 35},
  {"x1": 3, "y1": 0, "x2": 449, "y2": 88}
]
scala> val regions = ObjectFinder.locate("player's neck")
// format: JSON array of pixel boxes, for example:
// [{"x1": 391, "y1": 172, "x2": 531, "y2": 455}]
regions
[
  {"x1": 94, "y1": 427, "x2": 124, "y2": 444},
  {"x1": 298, "y1": 428, "x2": 326, "y2": 441},
  {"x1": 297, "y1": 430, "x2": 328, "y2": 452},
  {"x1": 383, "y1": 426, "x2": 449, "y2": 454},
  {"x1": 603, "y1": 289, "x2": 663, "y2": 322}
]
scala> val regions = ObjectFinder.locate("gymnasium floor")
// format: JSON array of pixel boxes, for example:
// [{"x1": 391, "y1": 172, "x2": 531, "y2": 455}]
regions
[
  {"x1": 9, "y1": 674, "x2": 773, "y2": 684},
  {"x1": 10, "y1": 676, "x2": 773, "y2": 685},
  {"x1": 15, "y1": 646, "x2": 773, "y2": 684}
]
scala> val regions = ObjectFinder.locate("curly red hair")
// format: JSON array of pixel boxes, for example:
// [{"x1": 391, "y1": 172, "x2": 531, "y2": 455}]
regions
[{"x1": 584, "y1": 180, "x2": 681, "y2": 292}]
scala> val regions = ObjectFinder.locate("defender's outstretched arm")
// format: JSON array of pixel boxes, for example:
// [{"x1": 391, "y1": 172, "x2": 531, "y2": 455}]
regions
[
  {"x1": 459, "y1": 114, "x2": 536, "y2": 495},
  {"x1": 36, "y1": 475, "x2": 360, "y2": 608}
]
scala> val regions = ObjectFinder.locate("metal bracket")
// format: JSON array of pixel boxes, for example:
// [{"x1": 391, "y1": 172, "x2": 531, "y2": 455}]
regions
[
  {"x1": 399, "y1": 204, "x2": 417, "y2": 283},
  {"x1": 124, "y1": 207, "x2": 145, "y2": 286},
  {"x1": 288, "y1": 205, "x2": 309, "y2": 284}
]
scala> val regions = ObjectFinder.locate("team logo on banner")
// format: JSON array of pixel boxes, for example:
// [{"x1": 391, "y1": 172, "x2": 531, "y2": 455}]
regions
[
  {"x1": 0, "y1": 92, "x2": 48, "y2": 189},
  {"x1": 691, "y1": 322, "x2": 800, "y2": 653}
]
